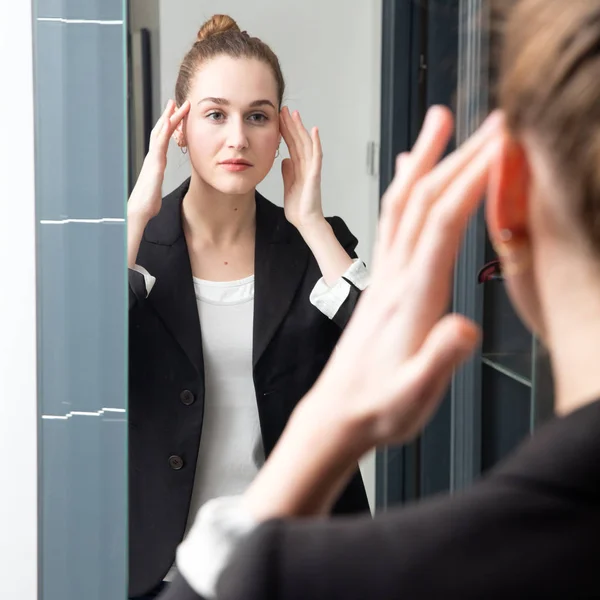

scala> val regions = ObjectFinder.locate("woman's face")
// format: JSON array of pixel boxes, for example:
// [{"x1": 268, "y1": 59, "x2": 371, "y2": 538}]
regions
[{"x1": 182, "y1": 55, "x2": 280, "y2": 195}]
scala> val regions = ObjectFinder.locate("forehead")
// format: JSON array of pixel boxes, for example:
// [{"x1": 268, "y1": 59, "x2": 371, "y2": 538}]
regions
[{"x1": 190, "y1": 55, "x2": 278, "y2": 105}]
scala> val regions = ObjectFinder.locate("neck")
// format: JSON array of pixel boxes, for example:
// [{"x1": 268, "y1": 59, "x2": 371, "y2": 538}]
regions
[
  {"x1": 182, "y1": 173, "x2": 256, "y2": 245},
  {"x1": 539, "y1": 247, "x2": 600, "y2": 416}
]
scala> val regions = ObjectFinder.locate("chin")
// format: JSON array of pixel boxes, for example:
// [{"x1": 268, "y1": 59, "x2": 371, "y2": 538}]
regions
[{"x1": 206, "y1": 171, "x2": 267, "y2": 196}]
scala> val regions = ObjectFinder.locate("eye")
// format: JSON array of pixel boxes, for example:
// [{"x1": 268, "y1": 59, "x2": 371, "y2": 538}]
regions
[
  {"x1": 206, "y1": 111, "x2": 225, "y2": 122},
  {"x1": 248, "y1": 113, "x2": 268, "y2": 124}
]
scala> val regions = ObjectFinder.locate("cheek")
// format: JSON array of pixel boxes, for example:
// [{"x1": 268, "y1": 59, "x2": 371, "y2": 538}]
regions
[
  {"x1": 185, "y1": 121, "x2": 221, "y2": 156},
  {"x1": 254, "y1": 126, "x2": 280, "y2": 156}
]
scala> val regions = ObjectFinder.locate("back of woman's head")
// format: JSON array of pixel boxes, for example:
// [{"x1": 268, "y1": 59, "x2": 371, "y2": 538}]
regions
[
  {"x1": 175, "y1": 14, "x2": 285, "y2": 109},
  {"x1": 497, "y1": 0, "x2": 600, "y2": 253}
]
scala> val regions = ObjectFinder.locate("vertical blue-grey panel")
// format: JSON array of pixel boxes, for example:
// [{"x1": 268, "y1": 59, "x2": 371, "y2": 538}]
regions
[{"x1": 33, "y1": 0, "x2": 127, "y2": 597}]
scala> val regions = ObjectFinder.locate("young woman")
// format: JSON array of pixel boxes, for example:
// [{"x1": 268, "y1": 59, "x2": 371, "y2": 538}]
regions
[
  {"x1": 159, "y1": 0, "x2": 600, "y2": 598},
  {"x1": 127, "y1": 14, "x2": 370, "y2": 599}
]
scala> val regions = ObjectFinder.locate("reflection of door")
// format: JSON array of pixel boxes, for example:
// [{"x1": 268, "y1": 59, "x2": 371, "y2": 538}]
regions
[
  {"x1": 127, "y1": 26, "x2": 153, "y2": 192},
  {"x1": 376, "y1": 0, "x2": 554, "y2": 511},
  {"x1": 377, "y1": 0, "x2": 455, "y2": 509}
]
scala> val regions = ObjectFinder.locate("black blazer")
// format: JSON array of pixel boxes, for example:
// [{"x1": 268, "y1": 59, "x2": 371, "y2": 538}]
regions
[
  {"x1": 128, "y1": 179, "x2": 369, "y2": 597},
  {"x1": 161, "y1": 399, "x2": 600, "y2": 600}
]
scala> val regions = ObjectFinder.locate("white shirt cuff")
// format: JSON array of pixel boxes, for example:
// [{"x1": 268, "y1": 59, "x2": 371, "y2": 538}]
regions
[
  {"x1": 176, "y1": 496, "x2": 257, "y2": 599},
  {"x1": 131, "y1": 264, "x2": 156, "y2": 297},
  {"x1": 310, "y1": 259, "x2": 370, "y2": 320}
]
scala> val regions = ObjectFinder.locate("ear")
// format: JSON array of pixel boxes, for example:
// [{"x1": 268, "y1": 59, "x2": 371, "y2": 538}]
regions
[
  {"x1": 486, "y1": 132, "x2": 531, "y2": 247},
  {"x1": 174, "y1": 119, "x2": 186, "y2": 146}
]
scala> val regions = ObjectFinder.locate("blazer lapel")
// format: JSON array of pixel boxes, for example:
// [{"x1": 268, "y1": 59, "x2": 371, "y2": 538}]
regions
[
  {"x1": 253, "y1": 193, "x2": 309, "y2": 367},
  {"x1": 141, "y1": 179, "x2": 203, "y2": 374},
  {"x1": 139, "y1": 182, "x2": 307, "y2": 371}
]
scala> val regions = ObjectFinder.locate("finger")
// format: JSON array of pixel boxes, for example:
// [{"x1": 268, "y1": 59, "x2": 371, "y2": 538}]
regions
[
  {"x1": 385, "y1": 106, "x2": 454, "y2": 201},
  {"x1": 285, "y1": 108, "x2": 309, "y2": 166},
  {"x1": 160, "y1": 99, "x2": 174, "y2": 120},
  {"x1": 168, "y1": 100, "x2": 191, "y2": 131},
  {"x1": 374, "y1": 152, "x2": 411, "y2": 266},
  {"x1": 310, "y1": 127, "x2": 323, "y2": 177},
  {"x1": 281, "y1": 158, "x2": 295, "y2": 191},
  {"x1": 379, "y1": 108, "x2": 501, "y2": 263},
  {"x1": 374, "y1": 108, "x2": 454, "y2": 264},
  {"x1": 160, "y1": 99, "x2": 175, "y2": 124},
  {"x1": 410, "y1": 106, "x2": 455, "y2": 175},
  {"x1": 150, "y1": 116, "x2": 165, "y2": 141},
  {"x1": 377, "y1": 138, "x2": 499, "y2": 343},
  {"x1": 416, "y1": 315, "x2": 480, "y2": 379},
  {"x1": 371, "y1": 314, "x2": 478, "y2": 445},
  {"x1": 153, "y1": 101, "x2": 176, "y2": 142},
  {"x1": 280, "y1": 108, "x2": 300, "y2": 165},
  {"x1": 411, "y1": 137, "x2": 501, "y2": 294},
  {"x1": 151, "y1": 110, "x2": 177, "y2": 156},
  {"x1": 394, "y1": 110, "x2": 504, "y2": 259},
  {"x1": 165, "y1": 100, "x2": 191, "y2": 146},
  {"x1": 150, "y1": 100, "x2": 174, "y2": 139},
  {"x1": 292, "y1": 110, "x2": 313, "y2": 158},
  {"x1": 392, "y1": 315, "x2": 480, "y2": 438},
  {"x1": 159, "y1": 101, "x2": 177, "y2": 139}
]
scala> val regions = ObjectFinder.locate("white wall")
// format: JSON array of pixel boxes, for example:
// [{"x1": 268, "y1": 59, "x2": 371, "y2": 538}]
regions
[
  {"x1": 157, "y1": 0, "x2": 382, "y2": 510},
  {"x1": 0, "y1": 2, "x2": 38, "y2": 598}
]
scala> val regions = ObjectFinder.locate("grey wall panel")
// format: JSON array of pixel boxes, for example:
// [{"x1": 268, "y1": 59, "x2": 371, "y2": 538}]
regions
[{"x1": 33, "y1": 1, "x2": 127, "y2": 598}]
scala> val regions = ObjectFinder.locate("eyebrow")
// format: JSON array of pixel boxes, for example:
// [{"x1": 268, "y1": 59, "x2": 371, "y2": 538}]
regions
[{"x1": 197, "y1": 97, "x2": 276, "y2": 110}]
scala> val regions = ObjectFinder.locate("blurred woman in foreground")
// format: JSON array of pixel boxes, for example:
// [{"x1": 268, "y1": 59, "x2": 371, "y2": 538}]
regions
[{"x1": 161, "y1": 1, "x2": 600, "y2": 597}]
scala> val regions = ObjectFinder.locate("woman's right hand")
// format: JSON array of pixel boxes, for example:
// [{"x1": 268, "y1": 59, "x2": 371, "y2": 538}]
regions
[{"x1": 128, "y1": 99, "x2": 191, "y2": 221}]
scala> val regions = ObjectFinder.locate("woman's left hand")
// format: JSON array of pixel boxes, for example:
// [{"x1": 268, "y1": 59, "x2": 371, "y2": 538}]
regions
[{"x1": 280, "y1": 107, "x2": 325, "y2": 231}]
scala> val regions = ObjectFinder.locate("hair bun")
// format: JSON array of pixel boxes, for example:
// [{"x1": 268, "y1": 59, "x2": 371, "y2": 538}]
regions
[{"x1": 196, "y1": 14, "x2": 240, "y2": 42}]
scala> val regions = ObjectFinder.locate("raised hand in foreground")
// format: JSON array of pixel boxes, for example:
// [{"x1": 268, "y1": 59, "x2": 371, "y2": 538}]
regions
[{"x1": 244, "y1": 106, "x2": 504, "y2": 520}]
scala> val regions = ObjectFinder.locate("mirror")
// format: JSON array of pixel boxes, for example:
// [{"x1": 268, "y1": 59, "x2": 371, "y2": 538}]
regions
[{"x1": 127, "y1": 2, "x2": 381, "y2": 597}]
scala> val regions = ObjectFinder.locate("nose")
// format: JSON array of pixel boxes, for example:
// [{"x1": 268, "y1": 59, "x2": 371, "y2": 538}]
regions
[{"x1": 226, "y1": 116, "x2": 249, "y2": 150}]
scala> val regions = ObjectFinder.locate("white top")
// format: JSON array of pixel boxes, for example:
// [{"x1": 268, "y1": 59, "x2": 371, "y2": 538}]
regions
[
  {"x1": 167, "y1": 274, "x2": 262, "y2": 581},
  {"x1": 188, "y1": 274, "x2": 264, "y2": 521}
]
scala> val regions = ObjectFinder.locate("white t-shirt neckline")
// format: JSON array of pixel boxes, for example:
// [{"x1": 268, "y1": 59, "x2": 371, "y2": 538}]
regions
[{"x1": 192, "y1": 274, "x2": 255, "y2": 306}]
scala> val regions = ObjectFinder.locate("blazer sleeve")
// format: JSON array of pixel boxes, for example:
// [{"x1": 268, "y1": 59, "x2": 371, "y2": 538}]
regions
[
  {"x1": 207, "y1": 473, "x2": 598, "y2": 600},
  {"x1": 128, "y1": 264, "x2": 156, "y2": 310},
  {"x1": 310, "y1": 217, "x2": 369, "y2": 329},
  {"x1": 158, "y1": 405, "x2": 600, "y2": 600},
  {"x1": 159, "y1": 576, "x2": 208, "y2": 600}
]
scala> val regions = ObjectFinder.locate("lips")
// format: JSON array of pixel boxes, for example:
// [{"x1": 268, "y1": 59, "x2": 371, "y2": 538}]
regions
[
  {"x1": 220, "y1": 159, "x2": 253, "y2": 166},
  {"x1": 219, "y1": 159, "x2": 253, "y2": 172}
]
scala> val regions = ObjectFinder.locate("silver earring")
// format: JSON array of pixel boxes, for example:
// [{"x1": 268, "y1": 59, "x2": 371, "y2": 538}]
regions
[
  {"x1": 275, "y1": 148, "x2": 280, "y2": 159},
  {"x1": 181, "y1": 146, "x2": 188, "y2": 155}
]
